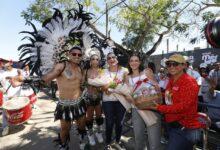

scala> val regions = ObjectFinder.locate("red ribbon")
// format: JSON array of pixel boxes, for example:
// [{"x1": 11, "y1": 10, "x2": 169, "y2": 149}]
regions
[{"x1": 133, "y1": 78, "x2": 149, "y2": 92}]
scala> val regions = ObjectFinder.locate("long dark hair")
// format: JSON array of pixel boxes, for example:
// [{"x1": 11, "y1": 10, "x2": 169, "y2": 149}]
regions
[
  {"x1": 88, "y1": 54, "x2": 101, "y2": 69},
  {"x1": 128, "y1": 53, "x2": 144, "y2": 75}
]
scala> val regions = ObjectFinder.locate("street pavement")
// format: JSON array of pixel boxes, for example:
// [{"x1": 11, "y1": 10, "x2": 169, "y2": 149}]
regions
[
  {"x1": 0, "y1": 92, "x2": 135, "y2": 150},
  {"x1": 1, "y1": 91, "x2": 219, "y2": 150}
]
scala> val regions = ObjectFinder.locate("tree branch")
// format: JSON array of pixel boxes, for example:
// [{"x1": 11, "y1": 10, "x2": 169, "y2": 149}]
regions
[
  {"x1": 92, "y1": 0, "x2": 126, "y2": 24},
  {"x1": 196, "y1": 2, "x2": 220, "y2": 16},
  {"x1": 88, "y1": 22, "x2": 129, "y2": 55}
]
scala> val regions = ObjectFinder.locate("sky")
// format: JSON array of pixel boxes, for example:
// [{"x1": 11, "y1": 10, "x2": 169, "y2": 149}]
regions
[{"x1": 0, "y1": 0, "x2": 207, "y2": 61}]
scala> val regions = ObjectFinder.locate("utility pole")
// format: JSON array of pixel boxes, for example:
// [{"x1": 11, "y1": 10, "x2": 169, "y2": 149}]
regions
[
  {"x1": 106, "y1": 2, "x2": 109, "y2": 38},
  {"x1": 166, "y1": 39, "x2": 169, "y2": 54}
]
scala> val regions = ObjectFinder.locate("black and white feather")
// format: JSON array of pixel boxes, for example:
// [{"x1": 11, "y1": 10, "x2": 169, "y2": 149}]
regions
[{"x1": 18, "y1": 3, "x2": 104, "y2": 76}]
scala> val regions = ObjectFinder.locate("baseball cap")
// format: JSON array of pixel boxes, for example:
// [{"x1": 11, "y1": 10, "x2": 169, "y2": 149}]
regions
[
  {"x1": 199, "y1": 63, "x2": 207, "y2": 68},
  {"x1": 166, "y1": 54, "x2": 186, "y2": 64}
]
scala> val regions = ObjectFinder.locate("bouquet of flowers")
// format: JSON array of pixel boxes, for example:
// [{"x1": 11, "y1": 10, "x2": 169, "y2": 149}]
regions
[
  {"x1": 132, "y1": 78, "x2": 162, "y2": 109},
  {"x1": 111, "y1": 83, "x2": 133, "y2": 110},
  {"x1": 108, "y1": 78, "x2": 123, "y2": 89},
  {"x1": 87, "y1": 76, "x2": 112, "y2": 87}
]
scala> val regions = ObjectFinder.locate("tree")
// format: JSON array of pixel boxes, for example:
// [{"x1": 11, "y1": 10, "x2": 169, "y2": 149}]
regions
[
  {"x1": 21, "y1": 0, "x2": 220, "y2": 58},
  {"x1": 112, "y1": 0, "x2": 220, "y2": 57}
]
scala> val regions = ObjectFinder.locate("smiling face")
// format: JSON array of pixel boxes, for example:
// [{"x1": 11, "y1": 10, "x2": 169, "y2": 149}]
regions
[
  {"x1": 166, "y1": 61, "x2": 185, "y2": 76},
  {"x1": 129, "y1": 55, "x2": 141, "y2": 71},
  {"x1": 69, "y1": 49, "x2": 82, "y2": 64},
  {"x1": 90, "y1": 55, "x2": 100, "y2": 68},
  {"x1": 107, "y1": 53, "x2": 118, "y2": 67}
]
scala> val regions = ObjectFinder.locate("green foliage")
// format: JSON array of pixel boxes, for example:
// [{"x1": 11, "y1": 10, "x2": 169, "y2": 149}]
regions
[
  {"x1": 202, "y1": 11, "x2": 216, "y2": 22},
  {"x1": 21, "y1": 0, "x2": 100, "y2": 23},
  {"x1": 174, "y1": 23, "x2": 189, "y2": 33},
  {"x1": 21, "y1": 0, "x2": 220, "y2": 55},
  {"x1": 214, "y1": 0, "x2": 220, "y2": 4},
  {"x1": 113, "y1": 0, "x2": 179, "y2": 51}
]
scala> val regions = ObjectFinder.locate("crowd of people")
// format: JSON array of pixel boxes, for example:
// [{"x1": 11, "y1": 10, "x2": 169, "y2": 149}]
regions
[{"x1": 0, "y1": 51, "x2": 220, "y2": 150}]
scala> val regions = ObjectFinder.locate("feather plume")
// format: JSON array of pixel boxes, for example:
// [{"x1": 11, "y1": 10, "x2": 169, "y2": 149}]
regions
[{"x1": 18, "y1": 3, "x2": 108, "y2": 76}]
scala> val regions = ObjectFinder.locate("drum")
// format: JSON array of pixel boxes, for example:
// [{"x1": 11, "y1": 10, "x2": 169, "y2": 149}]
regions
[
  {"x1": 20, "y1": 87, "x2": 37, "y2": 105},
  {"x1": 2, "y1": 97, "x2": 32, "y2": 125},
  {"x1": 0, "y1": 91, "x2": 3, "y2": 107}
]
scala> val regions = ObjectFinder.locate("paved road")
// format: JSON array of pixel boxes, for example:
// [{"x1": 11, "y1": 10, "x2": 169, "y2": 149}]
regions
[
  {"x1": 1, "y1": 92, "x2": 219, "y2": 150},
  {"x1": 0, "y1": 92, "x2": 135, "y2": 150}
]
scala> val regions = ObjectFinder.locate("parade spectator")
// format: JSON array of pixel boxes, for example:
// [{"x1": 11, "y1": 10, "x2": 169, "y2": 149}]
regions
[
  {"x1": 207, "y1": 62, "x2": 220, "y2": 126},
  {"x1": 125, "y1": 53, "x2": 162, "y2": 150},
  {"x1": 147, "y1": 62, "x2": 159, "y2": 81},
  {"x1": 208, "y1": 61, "x2": 220, "y2": 91},
  {"x1": 150, "y1": 54, "x2": 202, "y2": 150},
  {"x1": 42, "y1": 46, "x2": 87, "y2": 150},
  {"x1": 0, "y1": 60, "x2": 4, "y2": 107},
  {"x1": 22, "y1": 64, "x2": 30, "y2": 78},
  {"x1": 0, "y1": 61, "x2": 20, "y2": 136},
  {"x1": 198, "y1": 63, "x2": 212, "y2": 106},
  {"x1": 158, "y1": 68, "x2": 169, "y2": 93},
  {"x1": 101, "y1": 52, "x2": 128, "y2": 150},
  {"x1": 184, "y1": 56, "x2": 202, "y2": 86},
  {"x1": 83, "y1": 54, "x2": 104, "y2": 146}
]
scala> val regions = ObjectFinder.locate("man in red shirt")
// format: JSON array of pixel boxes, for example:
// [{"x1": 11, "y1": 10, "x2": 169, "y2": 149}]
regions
[{"x1": 150, "y1": 54, "x2": 202, "y2": 150}]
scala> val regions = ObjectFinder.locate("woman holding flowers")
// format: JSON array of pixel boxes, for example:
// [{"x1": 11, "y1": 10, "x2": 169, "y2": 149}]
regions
[
  {"x1": 83, "y1": 54, "x2": 104, "y2": 146},
  {"x1": 101, "y1": 52, "x2": 128, "y2": 150},
  {"x1": 125, "y1": 53, "x2": 162, "y2": 150}
]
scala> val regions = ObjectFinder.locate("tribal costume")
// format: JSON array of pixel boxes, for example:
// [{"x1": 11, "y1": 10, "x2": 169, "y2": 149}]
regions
[{"x1": 54, "y1": 90, "x2": 87, "y2": 121}]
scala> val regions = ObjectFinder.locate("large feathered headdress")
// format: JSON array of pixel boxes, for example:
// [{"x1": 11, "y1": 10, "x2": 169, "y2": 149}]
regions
[{"x1": 18, "y1": 3, "x2": 104, "y2": 76}]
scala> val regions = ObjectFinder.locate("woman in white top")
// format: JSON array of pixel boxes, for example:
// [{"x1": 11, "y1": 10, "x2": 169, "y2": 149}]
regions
[
  {"x1": 125, "y1": 53, "x2": 162, "y2": 150},
  {"x1": 101, "y1": 52, "x2": 128, "y2": 150}
]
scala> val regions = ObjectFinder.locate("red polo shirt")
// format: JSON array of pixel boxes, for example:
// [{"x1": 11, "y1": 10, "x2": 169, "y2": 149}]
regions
[{"x1": 157, "y1": 73, "x2": 202, "y2": 129}]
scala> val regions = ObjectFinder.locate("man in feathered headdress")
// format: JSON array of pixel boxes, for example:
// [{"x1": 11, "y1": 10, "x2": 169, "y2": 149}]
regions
[
  {"x1": 17, "y1": 3, "x2": 104, "y2": 149},
  {"x1": 42, "y1": 45, "x2": 87, "y2": 149}
]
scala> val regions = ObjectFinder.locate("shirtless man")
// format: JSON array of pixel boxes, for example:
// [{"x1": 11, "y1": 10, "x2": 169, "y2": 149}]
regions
[{"x1": 42, "y1": 46, "x2": 87, "y2": 150}]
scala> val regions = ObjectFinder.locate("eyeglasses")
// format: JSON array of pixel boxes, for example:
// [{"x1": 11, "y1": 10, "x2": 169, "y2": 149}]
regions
[
  {"x1": 71, "y1": 53, "x2": 82, "y2": 57},
  {"x1": 107, "y1": 56, "x2": 116, "y2": 60},
  {"x1": 166, "y1": 62, "x2": 181, "y2": 68},
  {"x1": 91, "y1": 58, "x2": 99, "y2": 61}
]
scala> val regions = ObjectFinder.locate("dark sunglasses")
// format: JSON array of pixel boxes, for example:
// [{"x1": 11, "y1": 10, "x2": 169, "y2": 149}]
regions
[
  {"x1": 71, "y1": 53, "x2": 82, "y2": 57},
  {"x1": 107, "y1": 56, "x2": 116, "y2": 60},
  {"x1": 166, "y1": 62, "x2": 181, "y2": 67}
]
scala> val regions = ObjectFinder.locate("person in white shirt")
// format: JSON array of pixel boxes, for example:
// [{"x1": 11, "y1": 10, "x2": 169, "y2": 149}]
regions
[
  {"x1": 125, "y1": 53, "x2": 162, "y2": 150},
  {"x1": 184, "y1": 56, "x2": 202, "y2": 86},
  {"x1": 101, "y1": 52, "x2": 128, "y2": 150},
  {"x1": 0, "y1": 62, "x2": 20, "y2": 136},
  {"x1": 208, "y1": 62, "x2": 220, "y2": 91},
  {"x1": 197, "y1": 63, "x2": 212, "y2": 112}
]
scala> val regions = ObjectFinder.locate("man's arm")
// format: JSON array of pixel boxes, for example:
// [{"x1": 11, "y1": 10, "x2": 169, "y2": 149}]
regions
[{"x1": 42, "y1": 63, "x2": 65, "y2": 83}]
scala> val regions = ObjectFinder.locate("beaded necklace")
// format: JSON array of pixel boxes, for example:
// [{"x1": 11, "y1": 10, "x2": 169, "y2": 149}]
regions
[{"x1": 109, "y1": 67, "x2": 119, "y2": 81}]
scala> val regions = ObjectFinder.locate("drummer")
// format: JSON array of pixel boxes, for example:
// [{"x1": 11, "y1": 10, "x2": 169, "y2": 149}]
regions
[
  {"x1": 0, "y1": 61, "x2": 20, "y2": 136},
  {"x1": 41, "y1": 46, "x2": 87, "y2": 150}
]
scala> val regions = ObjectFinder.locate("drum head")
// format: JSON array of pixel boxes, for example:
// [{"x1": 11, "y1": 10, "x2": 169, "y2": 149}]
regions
[{"x1": 2, "y1": 97, "x2": 30, "y2": 110}]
